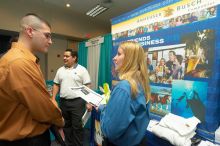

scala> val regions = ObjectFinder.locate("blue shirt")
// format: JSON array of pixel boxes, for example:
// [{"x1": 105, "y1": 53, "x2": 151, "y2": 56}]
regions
[{"x1": 99, "y1": 80, "x2": 150, "y2": 146}]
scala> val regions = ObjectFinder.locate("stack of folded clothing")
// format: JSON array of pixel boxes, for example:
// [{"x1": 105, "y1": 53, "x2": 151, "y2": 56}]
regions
[
  {"x1": 151, "y1": 113, "x2": 201, "y2": 146},
  {"x1": 215, "y1": 126, "x2": 220, "y2": 144},
  {"x1": 198, "y1": 140, "x2": 219, "y2": 146}
]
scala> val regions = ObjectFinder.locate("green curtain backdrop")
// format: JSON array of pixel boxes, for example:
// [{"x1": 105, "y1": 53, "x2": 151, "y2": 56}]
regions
[
  {"x1": 78, "y1": 34, "x2": 112, "y2": 90},
  {"x1": 98, "y1": 34, "x2": 112, "y2": 89},
  {"x1": 78, "y1": 41, "x2": 88, "y2": 68}
]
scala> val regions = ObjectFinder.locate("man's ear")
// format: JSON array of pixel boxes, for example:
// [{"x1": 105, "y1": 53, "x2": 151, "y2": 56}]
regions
[
  {"x1": 25, "y1": 26, "x2": 34, "y2": 38},
  {"x1": 73, "y1": 56, "x2": 77, "y2": 62}
]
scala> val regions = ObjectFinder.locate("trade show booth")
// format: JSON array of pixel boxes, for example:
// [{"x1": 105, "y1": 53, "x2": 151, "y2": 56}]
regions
[{"x1": 88, "y1": 0, "x2": 220, "y2": 145}]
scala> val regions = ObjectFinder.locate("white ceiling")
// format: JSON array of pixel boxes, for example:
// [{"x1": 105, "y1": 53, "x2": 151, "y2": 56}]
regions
[
  {"x1": 42, "y1": 0, "x2": 153, "y2": 27},
  {"x1": 1, "y1": 0, "x2": 153, "y2": 39}
]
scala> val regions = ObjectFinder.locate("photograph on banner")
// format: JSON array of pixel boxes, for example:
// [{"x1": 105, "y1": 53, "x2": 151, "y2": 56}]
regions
[
  {"x1": 171, "y1": 80, "x2": 208, "y2": 122},
  {"x1": 181, "y1": 29, "x2": 215, "y2": 78},
  {"x1": 146, "y1": 44, "x2": 186, "y2": 84},
  {"x1": 150, "y1": 85, "x2": 172, "y2": 116}
]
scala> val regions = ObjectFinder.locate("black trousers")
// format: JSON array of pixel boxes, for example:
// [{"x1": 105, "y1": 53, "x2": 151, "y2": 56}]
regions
[
  {"x1": 103, "y1": 136, "x2": 147, "y2": 146},
  {"x1": 0, "y1": 129, "x2": 50, "y2": 146},
  {"x1": 60, "y1": 98, "x2": 85, "y2": 146}
]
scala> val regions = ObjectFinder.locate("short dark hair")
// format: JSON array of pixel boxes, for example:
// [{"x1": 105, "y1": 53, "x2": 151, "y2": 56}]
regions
[
  {"x1": 25, "y1": 13, "x2": 51, "y2": 29},
  {"x1": 169, "y1": 50, "x2": 176, "y2": 56},
  {"x1": 176, "y1": 55, "x2": 183, "y2": 64},
  {"x1": 65, "y1": 49, "x2": 78, "y2": 62}
]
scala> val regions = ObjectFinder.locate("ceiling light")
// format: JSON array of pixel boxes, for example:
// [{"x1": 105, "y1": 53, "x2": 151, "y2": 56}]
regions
[
  {"x1": 92, "y1": 7, "x2": 107, "y2": 17},
  {"x1": 66, "y1": 3, "x2": 70, "y2": 7},
  {"x1": 86, "y1": 4, "x2": 108, "y2": 17}
]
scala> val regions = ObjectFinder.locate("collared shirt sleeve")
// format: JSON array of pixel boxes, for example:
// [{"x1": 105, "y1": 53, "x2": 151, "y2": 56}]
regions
[
  {"x1": 7, "y1": 59, "x2": 64, "y2": 127},
  {"x1": 100, "y1": 85, "x2": 135, "y2": 141},
  {"x1": 82, "y1": 67, "x2": 91, "y2": 85}
]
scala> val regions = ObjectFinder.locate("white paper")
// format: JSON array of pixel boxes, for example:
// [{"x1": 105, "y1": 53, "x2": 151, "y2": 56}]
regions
[
  {"x1": 69, "y1": 85, "x2": 103, "y2": 106},
  {"x1": 82, "y1": 110, "x2": 91, "y2": 127}
]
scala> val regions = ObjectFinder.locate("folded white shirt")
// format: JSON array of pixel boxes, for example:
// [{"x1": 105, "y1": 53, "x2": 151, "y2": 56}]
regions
[
  {"x1": 152, "y1": 124, "x2": 195, "y2": 146},
  {"x1": 147, "y1": 120, "x2": 159, "y2": 132},
  {"x1": 159, "y1": 113, "x2": 200, "y2": 136},
  {"x1": 198, "y1": 140, "x2": 219, "y2": 146}
]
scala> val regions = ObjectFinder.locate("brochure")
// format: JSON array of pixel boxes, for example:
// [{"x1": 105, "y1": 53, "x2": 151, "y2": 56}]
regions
[
  {"x1": 82, "y1": 109, "x2": 91, "y2": 127},
  {"x1": 69, "y1": 85, "x2": 103, "y2": 106}
]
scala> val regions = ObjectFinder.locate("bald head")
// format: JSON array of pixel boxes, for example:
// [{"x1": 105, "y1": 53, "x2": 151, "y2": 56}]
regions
[
  {"x1": 17, "y1": 13, "x2": 52, "y2": 53},
  {"x1": 20, "y1": 13, "x2": 51, "y2": 32}
]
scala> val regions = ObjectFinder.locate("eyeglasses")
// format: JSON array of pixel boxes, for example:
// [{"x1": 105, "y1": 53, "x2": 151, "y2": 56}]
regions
[{"x1": 32, "y1": 28, "x2": 52, "y2": 40}]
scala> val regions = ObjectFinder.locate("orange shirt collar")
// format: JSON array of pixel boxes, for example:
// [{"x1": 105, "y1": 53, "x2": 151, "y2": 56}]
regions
[{"x1": 11, "y1": 42, "x2": 37, "y2": 62}]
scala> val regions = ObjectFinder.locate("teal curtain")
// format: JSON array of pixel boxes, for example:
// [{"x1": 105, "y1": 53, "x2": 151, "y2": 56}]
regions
[
  {"x1": 78, "y1": 41, "x2": 88, "y2": 67},
  {"x1": 78, "y1": 34, "x2": 112, "y2": 89},
  {"x1": 98, "y1": 34, "x2": 112, "y2": 89}
]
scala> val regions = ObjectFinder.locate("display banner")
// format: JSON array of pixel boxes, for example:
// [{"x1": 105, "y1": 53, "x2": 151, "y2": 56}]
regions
[{"x1": 111, "y1": 0, "x2": 220, "y2": 138}]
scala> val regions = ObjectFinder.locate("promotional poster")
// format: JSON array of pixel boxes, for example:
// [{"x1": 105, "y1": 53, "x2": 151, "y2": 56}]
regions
[{"x1": 111, "y1": 0, "x2": 220, "y2": 135}]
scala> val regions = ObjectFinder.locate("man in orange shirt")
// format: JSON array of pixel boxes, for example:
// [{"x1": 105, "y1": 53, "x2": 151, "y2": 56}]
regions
[{"x1": 0, "y1": 13, "x2": 64, "y2": 146}]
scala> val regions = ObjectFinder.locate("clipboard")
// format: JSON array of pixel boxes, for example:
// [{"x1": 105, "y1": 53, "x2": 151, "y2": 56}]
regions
[{"x1": 69, "y1": 85, "x2": 103, "y2": 106}]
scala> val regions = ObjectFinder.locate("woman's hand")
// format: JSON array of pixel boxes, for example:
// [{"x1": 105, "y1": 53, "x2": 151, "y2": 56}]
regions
[{"x1": 86, "y1": 103, "x2": 93, "y2": 112}]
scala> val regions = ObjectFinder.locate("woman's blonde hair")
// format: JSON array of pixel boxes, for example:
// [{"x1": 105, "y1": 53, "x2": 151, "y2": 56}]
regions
[{"x1": 117, "y1": 41, "x2": 150, "y2": 102}]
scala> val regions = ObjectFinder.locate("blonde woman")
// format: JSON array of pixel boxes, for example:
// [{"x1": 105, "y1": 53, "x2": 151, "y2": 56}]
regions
[{"x1": 98, "y1": 41, "x2": 150, "y2": 146}]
